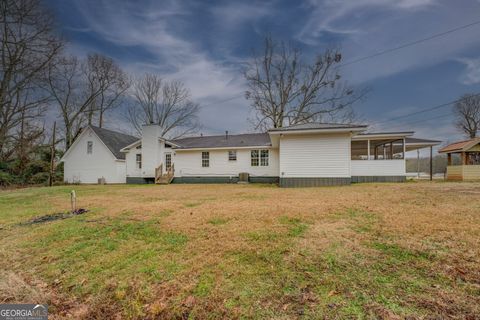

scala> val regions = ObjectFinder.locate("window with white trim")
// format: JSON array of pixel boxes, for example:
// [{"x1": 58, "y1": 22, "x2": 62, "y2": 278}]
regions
[
  {"x1": 87, "y1": 141, "x2": 93, "y2": 154},
  {"x1": 251, "y1": 149, "x2": 269, "y2": 166},
  {"x1": 202, "y1": 151, "x2": 209, "y2": 167},
  {"x1": 136, "y1": 154, "x2": 142, "y2": 169},
  {"x1": 228, "y1": 150, "x2": 237, "y2": 161},
  {"x1": 251, "y1": 150, "x2": 259, "y2": 166},
  {"x1": 260, "y1": 150, "x2": 269, "y2": 166}
]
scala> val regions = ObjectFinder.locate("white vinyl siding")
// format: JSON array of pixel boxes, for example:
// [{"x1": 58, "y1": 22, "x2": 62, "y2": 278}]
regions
[
  {"x1": 141, "y1": 125, "x2": 164, "y2": 177},
  {"x1": 63, "y1": 127, "x2": 126, "y2": 183},
  {"x1": 125, "y1": 148, "x2": 142, "y2": 178},
  {"x1": 351, "y1": 160, "x2": 406, "y2": 176},
  {"x1": 279, "y1": 133, "x2": 351, "y2": 178},
  {"x1": 174, "y1": 148, "x2": 279, "y2": 177}
]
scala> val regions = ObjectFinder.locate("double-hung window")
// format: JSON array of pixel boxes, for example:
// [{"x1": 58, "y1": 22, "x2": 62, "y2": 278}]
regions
[
  {"x1": 202, "y1": 151, "x2": 209, "y2": 167},
  {"x1": 228, "y1": 150, "x2": 237, "y2": 161},
  {"x1": 260, "y1": 150, "x2": 269, "y2": 166},
  {"x1": 251, "y1": 150, "x2": 259, "y2": 166},
  {"x1": 251, "y1": 149, "x2": 269, "y2": 166},
  {"x1": 136, "y1": 154, "x2": 142, "y2": 169}
]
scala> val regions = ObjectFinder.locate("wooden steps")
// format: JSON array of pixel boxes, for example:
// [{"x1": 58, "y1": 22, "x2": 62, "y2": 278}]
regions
[{"x1": 155, "y1": 163, "x2": 174, "y2": 184}]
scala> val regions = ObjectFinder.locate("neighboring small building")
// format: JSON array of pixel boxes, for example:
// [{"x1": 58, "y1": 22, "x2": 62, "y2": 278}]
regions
[
  {"x1": 439, "y1": 138, "x2": 480, "y2": 181},
  {"x1": 62, "y1": 123, "x2": 440, "y2": 186},
  {"x1": 61, "y1": 126, "x2": 138, "y2": 183}
]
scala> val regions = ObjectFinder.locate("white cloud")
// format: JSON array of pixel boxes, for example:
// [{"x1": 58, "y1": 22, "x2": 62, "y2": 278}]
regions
[
  {"x1": 456, "y1": 57, "x2": 480, "y2": 85},
  {"x1": 64, "y1": 0, "x2": 480, "y2": 136},
  {"x1": 296, "y1": 0, "x2": 480, "y2": 84},
  {"x1": 209, "y1": 2, "x2": 272, "y2": 29},
  {"x1": 70, "y1": 0, "x2": 252, "y2": 133},
  {"x1": 298, "y1": 0, "x2": 437, "y2": 42}
]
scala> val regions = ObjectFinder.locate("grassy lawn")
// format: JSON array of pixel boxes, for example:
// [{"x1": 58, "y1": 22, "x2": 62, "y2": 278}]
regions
[{"x1": 0, "y1": 182, "x2": 479, "y2": 319}]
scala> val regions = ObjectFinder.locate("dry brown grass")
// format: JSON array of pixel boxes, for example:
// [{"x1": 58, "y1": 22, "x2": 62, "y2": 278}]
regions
[{"x1": 0, "y1": 181, "x2": 479, "y2": 319}]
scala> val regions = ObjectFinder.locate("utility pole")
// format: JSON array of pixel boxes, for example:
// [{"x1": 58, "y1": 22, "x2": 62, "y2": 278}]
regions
[{"x1": 49, "y1": 121, "x2": 56, "y2": 187}]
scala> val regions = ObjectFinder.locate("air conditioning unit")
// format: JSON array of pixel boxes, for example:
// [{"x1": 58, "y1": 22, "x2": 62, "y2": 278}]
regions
[{"x1": 238, "y1": 172, "x2": 249, "y2": 183}]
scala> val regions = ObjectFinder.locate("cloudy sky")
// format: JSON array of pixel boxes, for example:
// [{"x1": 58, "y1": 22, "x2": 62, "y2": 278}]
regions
[{"x1": 45, "y1": 0, "x2": 480, "y2": 145}]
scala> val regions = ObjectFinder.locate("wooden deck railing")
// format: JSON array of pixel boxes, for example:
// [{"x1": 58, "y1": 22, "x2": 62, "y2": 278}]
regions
[{"x1": 155, "y1": 163, "x2": 174, "y2": 184}]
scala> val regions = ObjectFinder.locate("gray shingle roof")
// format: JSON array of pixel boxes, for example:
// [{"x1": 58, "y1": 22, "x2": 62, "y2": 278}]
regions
[
  {"x1": 90, "y1": 126, "x2": 138, "y2": 159},
  {"x1": 268, "y1": 122, "x2": 367, "y2": 132},
  {"x1": 172, "y1": 133, "x2": 271, "y2": 149}
]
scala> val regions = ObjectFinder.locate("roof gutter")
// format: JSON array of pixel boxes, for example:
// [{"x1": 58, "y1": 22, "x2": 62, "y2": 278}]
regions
[
  {"x1": 352, "y1": 132, "x2": 414, "y2": 140},
  {"x1": 268, "y1": 127, "x2": 367, "y2": 135},
  {"x1": 173, "y1": 145, "x2": 273, "y2": 151}
]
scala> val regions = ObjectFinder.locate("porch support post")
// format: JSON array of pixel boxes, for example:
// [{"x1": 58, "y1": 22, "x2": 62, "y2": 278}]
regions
[
  {"x1": 461, "y1": 152, "x2": 467, "y2": 165},
  {"x1": 417, "y1": 149, "x2": 420, "y2": 178},
  {"x1": 367, "y1": 140, "x2": 371, "y2": 160},
  {"x1": 390, "y1": 142, "x2": 394, "y2": 159},
  {"x1": 402, "y1": 138, "x2": 405, "y2": 159},
  {"x1": 430, "y1": 146, "x2": 433, "y2": 181},
  {"x1": 447, "y1": 153, "x2": 452, "y2": 166}
]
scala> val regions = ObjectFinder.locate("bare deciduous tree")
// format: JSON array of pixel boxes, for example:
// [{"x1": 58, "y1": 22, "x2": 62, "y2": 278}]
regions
[
  {"x1": 244, "y1": 36, "x2": 364, "y2": 131},
  {"x1": 0, "y1": 0, "x2": 62, "y2": 159},
  {"x1": 12, "y1": 110, "x2": 44, "y2": 178},
  {"x1": 48, "y1": 56, "x2": 85, "y2": 149},
  {"x1": 84, "y1": 53, "x2": 130, "y2": 128},
  {"x1": 48, "y1": 54, "x2": 129, "y2": 148},
  {"x1": 128, "y1": 73, "x2": 199, "y2": 138},
  {"x1": 454, "y1": 94, "x2": 480, "y2": 139}
]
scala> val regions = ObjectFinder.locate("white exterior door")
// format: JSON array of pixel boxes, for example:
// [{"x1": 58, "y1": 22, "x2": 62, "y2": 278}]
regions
[{"x1": 165, "y1": 153, "x2": 172, "y2": 171}]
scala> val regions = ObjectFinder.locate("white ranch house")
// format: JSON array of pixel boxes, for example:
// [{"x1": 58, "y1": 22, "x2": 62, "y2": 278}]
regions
[{"x1": 61, "y1": 123, "x2": 440, "y2": 187}]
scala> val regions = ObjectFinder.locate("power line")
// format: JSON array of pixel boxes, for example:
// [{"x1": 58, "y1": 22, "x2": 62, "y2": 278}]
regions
[
  {"x1": 201, "y1": 93, "x2": 244, "y2": 108},
  {"x1": 388, "y1": 112, "x2": 454, "y2": 128},
  {"x1": 340, "y1": 19, "x2": 480, "y2": 67},
  {"x1": 409, "y1": 112, "x2": 453, "y2": 125},
  {"x1": 377, "y1": 93, "x2": 480, "y2": 125},
  {"x1": 199, "y1": 19, "x2": 480, "y2": 108}
]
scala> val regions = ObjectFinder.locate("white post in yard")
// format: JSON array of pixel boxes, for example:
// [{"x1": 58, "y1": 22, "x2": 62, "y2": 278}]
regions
[{"x1": 71, "y1": 190, "x2": 76, "y2": 213}]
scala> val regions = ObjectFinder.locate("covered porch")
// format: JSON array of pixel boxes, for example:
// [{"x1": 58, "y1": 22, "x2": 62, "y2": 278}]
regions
[
  {"x1": 351, "y1": 133, "x2": 441, "y2": 181},
  {"x1": 439, "y1": 138, "x2": 480, "y2": 181}
]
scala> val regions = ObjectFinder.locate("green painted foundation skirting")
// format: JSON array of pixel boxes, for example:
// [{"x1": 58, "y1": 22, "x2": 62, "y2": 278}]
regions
[
  {"x1": 172, "y1": 176, "x2": 238, "y2": 184},
  {"x1": 172, "y1": 176, "x2": 279, "y2": 184},
  {"x1": 279, "y1": 177, "x2": 351, "y2": 187},
  {"x1": 249, "y1": 176, "x2": 280, "y2": 184},
  {"x1": 351, "y1": 176, "x2": 406, "y2": 183},
  {"x1": 126, "y1": 177, "x2": 155, "y2": 184},
  {"x1": 126, "y1": 175, "x2": 405, "y2": 185}
]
